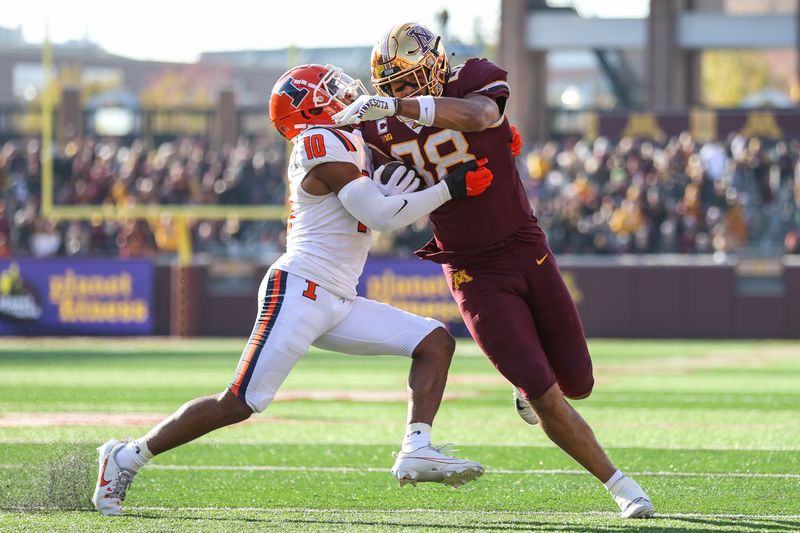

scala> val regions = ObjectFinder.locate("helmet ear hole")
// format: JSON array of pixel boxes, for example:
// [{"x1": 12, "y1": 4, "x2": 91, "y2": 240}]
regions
[{"x1": 308, "y1": 107, "x2": 324, "y2": 116}]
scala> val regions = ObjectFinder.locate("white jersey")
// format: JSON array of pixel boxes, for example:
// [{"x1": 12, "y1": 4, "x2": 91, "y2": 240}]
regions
[{"x1": 271, "y1": 127, "x2": 372, "y2": 300}]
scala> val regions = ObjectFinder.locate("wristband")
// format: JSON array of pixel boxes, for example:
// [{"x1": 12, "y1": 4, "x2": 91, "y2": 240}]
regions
[{"x1": 416, "y1": 95, "x2": 436, "y2": 126}]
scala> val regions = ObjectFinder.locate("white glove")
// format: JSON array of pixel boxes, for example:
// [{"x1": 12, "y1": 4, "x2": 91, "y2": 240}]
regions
[
  {"x1": 332, "y1": 95, "x2": 397, "y2": 125},
  {"x1": 373, "y1": 163, "x2": 420, "y2": 196}
]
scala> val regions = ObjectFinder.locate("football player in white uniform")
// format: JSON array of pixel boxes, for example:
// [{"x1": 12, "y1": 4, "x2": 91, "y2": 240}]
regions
[{"x1": 92, "y1": 63, "x2": 494, "y2": 516}]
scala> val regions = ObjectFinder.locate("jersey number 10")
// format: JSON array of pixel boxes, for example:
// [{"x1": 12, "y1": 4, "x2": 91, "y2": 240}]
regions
[{"x1": 303, "y1": 134, "x2": 327, "y2": 159}]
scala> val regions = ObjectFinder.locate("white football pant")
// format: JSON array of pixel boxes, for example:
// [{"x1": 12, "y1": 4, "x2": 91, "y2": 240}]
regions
[{"x1": 230, "y1": 268, "x2": 443, "y2": 412}]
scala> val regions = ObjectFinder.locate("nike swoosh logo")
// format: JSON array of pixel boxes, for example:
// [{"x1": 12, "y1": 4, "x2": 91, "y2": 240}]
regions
[
  {"x1": 393, "y1": 199, "x2": 409, "y2": 216},
  {"x1": 98, "y1": 455, "x2": 112, "y2": 487},
  {"x1": 536, "y1": 254, "x2": 548, "y2": 266}
]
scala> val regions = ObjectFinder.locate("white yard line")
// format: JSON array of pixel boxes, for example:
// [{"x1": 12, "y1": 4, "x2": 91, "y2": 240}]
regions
[
  {"x1": 140, "y1": 465, "x2": 800, "y2": 479},
  {"x1": 4, "y1": 506, "x2": 799, "y2": 520},
  {"x1": 1, "y1": 437, "x2": 798, "y2": 452},
  {"x1": 1, "y1": 462, "x2": 798, "y2": 479},
  {"x1": 127, "y1": 507, "x2": 800, "y2": 520}
]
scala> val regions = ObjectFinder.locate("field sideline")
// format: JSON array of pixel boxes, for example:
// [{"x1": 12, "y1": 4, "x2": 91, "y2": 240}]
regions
[{"x1": 1, "y1": 338, "x2": 799, "y2": 532}]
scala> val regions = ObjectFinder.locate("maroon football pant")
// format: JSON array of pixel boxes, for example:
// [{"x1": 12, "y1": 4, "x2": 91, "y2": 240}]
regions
[{"x1": 443, "y1": 241, "x2": 593, "y2": 401}]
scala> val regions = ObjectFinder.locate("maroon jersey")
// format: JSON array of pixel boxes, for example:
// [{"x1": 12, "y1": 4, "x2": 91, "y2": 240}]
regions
[{"x1": 361, "y1": 58, "x2": 544, "y2": 264}]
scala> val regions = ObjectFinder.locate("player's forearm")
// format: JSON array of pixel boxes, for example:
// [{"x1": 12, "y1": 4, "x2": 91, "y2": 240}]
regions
[
  {"x1": 396, "y1": 97, "x2": 497, "y2": 132},
  {"x1": 338, "y1": 177, "x2": 450, "y2": 232}
]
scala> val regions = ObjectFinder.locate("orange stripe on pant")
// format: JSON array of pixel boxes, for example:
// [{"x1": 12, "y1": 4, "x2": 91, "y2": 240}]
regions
[{"x1": 230, "y1": 270, "x2": 284, "y2": 397}]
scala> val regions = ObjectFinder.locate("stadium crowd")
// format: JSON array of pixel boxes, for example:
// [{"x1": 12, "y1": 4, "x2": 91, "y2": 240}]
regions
[
  {"x1": 0, "y1": 136, "x2": 287, "y2": 261},
  {"x1": 522, "y1": 133, "x2": 800, "y2": 256},
  {"x1": 1, "y1": 132, "x2": 799, "y2": 260}
]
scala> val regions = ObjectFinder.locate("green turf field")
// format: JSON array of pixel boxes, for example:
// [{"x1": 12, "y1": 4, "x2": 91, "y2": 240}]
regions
[{"x1": 0, "y1": 338, "x2": 799, "y2": 532}]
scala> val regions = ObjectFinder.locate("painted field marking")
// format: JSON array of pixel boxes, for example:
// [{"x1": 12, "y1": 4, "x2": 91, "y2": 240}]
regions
[
  {"x1": 1, "y1": 438, "x2": 798, "y2": 452},
  {"x1": 1, "y1": 463, "x2": 798, "y2": 479},
  {"x1": 143, "y1": 465, "x2": 800, "y2": 479},
  {"x1": 4, "y1": 506, "x2": 799, "y2": 521},
  {"x1": 127, "y1": 507, "x2": 800, "y2": 520}
]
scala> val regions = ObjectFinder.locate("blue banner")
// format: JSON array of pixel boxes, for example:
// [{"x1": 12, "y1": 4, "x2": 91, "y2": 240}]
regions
[
  {"x1": 357, "y1": 258, "x2": 469, "y2": 336},
  {"x1": 0, "y1": 259, "x2": 153, "y2": 335}
]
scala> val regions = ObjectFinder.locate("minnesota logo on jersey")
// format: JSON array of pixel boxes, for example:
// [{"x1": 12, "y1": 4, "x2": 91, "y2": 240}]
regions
[{"x1": 451, "y1": 269, "x2": 473, "y2": 290}]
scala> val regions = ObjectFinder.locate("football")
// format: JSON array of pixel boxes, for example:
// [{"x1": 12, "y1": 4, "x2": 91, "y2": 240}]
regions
[
  {"x1": 378, "y1": 161, "x2": 414, "y2": 184},
  {"x1": 380, "y1": 161, "x2": 425, "y2": 192}
]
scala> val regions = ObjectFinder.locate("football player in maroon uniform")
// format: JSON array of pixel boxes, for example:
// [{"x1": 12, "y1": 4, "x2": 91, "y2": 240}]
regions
[{"x1": 334, "y1": 22, "x2": 655, "y2": 518}]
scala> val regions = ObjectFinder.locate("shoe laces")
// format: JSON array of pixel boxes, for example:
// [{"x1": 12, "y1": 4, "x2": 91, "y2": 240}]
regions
[
  {"x1": 108, "y1": 469, "x2": 134, "y2": 502},
  {"x1": 393, "y1": 443, "x2": 458, "y2": 459},
  {"x1": 430, "y1": 443, "x2": 458, "y2": 456}
]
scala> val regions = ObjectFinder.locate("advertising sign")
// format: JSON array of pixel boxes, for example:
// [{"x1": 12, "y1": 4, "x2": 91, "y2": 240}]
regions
[
  {"x1": 357, "y1": 258, "x2": 468, "y2": 336},
  {"x1": 0, "y1": 259, "x2": 153, "y2": 335}
]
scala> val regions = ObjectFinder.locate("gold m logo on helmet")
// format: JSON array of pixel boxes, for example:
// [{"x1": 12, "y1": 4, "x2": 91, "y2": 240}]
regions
[
  {"x1": 452, "y1": 269, "x2": 473, "y2": 290},
  {"x1": 406, "y1": 25, "x2": 435, "y2": 53},
  {"x1": 371, "y1": 22, "x2": 450, "y2": 98}
]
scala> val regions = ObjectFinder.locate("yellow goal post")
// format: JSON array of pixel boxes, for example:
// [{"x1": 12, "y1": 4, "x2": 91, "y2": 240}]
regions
[
  {"x1": 40, "y1": 204, "x2": 288, "y2": 266},
  {"x1": 39, "y1": 33, "x2": 289, "y2": 265}
]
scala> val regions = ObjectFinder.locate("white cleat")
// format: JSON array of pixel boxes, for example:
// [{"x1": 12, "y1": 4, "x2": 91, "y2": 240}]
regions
[
  {"x1": 92, "y1": 439, "x2": 136, "y2": 516},
  {"x1": 513, "y1": 387, "x2": 539, "y2": 425},
  {"x1": 391, "y1": 444, "x2": 484, "y2": 488},
  {"x1": 608, "y1": 475, "x2": 656, "y2": 518}
]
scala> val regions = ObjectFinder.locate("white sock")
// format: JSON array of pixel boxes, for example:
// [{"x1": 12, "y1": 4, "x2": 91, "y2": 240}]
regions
[
  {"x1": 115, "y1": 439, "x2": 153, "y2": 473},
  {"x1": 603, "y1": 469, "x2": 625, "y2": 492},
  {"x1": 401, "y1": 422, "x2": 432, "y2": 453}
]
